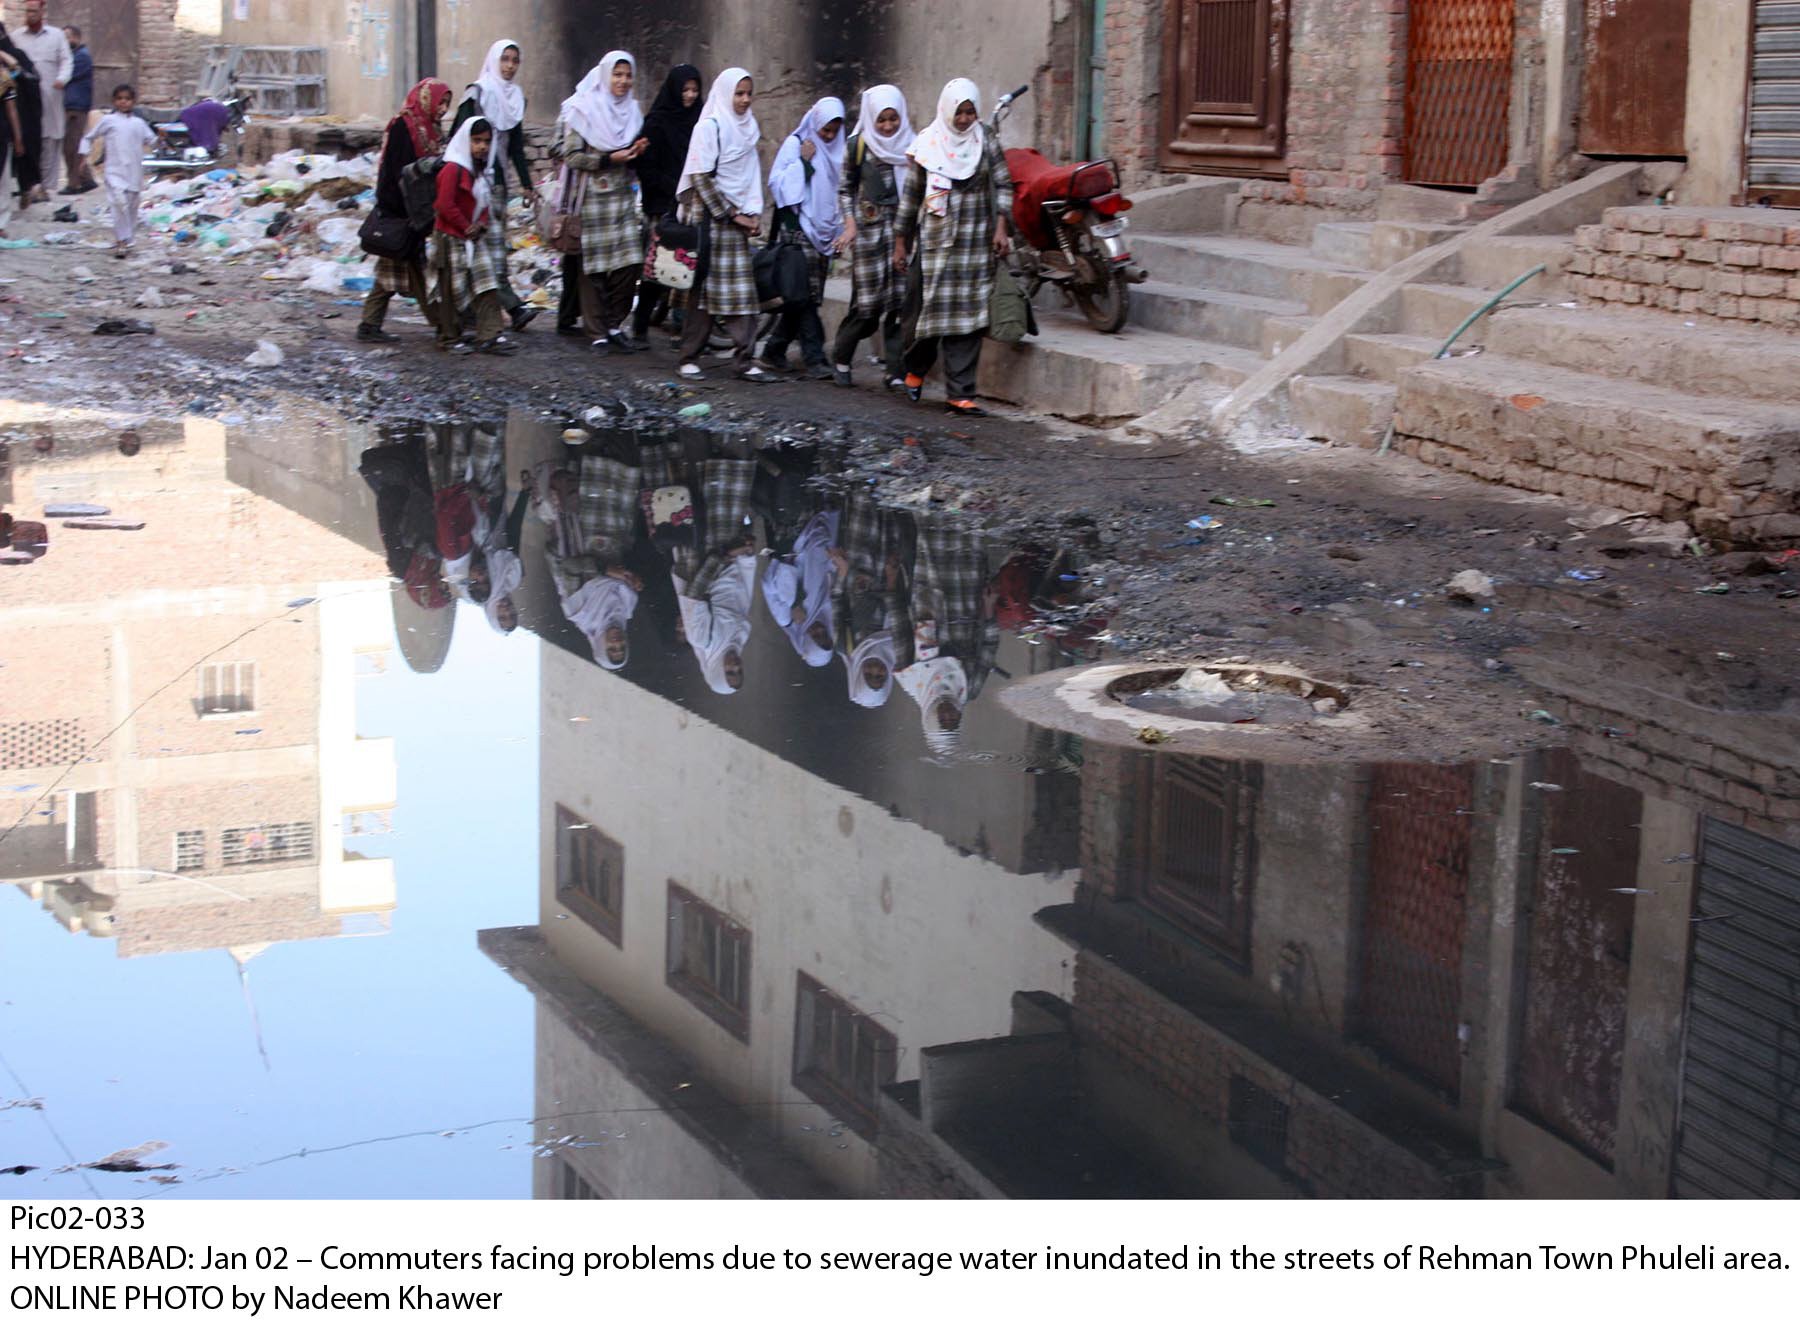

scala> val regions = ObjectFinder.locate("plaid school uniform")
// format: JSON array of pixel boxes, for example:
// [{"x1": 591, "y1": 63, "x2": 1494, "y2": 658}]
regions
[
  {"x1": 911, "y1": 514, "x2": 998, "y2": 695},
  {"x1": 836, "y1": 492, "x2": 913, "y2": 645},
  {"x1": 841, "y1": 137, "x2": 902, "y2": 319},
  {"x1": 431, "y1": 226, "x2": 501, "y2": 312},
  {"x1": 577, "y1": 455, "x2": 642, "y2": 562},
  {"x1": 896, "y1": 137, "x2": 1014, "y2": 341},
  {"x1": 478, "y1": 177, "x2": 513, "y2": 291},
  {"x1": 373, "y1": 255, "x2": 422, "y2": 296},
  {"x1": 684, "y1": 167, "x2": 760, "y2": 317},
  {"x1": 686, "y1": 457, "x2": 758, "y2": 599},
  {"x1": 466, "y1": 424, "x2": 506, "y2": 498},
  {"x1": 564, "y1": 130, "x2": 646, "y2": 277}
]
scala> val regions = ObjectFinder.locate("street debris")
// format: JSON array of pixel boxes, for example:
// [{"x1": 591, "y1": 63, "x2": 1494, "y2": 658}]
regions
[
  {"x1": 244, "y1": 339, "x2": 285, "y2": 367},
  {"x1": 1445, "y1": 569, "x2": 1496, "y2": 603},
  {"x1": 92, "y1": 319, "x2": 155, "y2": 336}
]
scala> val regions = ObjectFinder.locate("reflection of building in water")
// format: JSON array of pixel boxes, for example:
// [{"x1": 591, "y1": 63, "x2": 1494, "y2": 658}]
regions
[
  {"x1": 482, "y1": 631, "x2": 1078, "y2": 1198},
  {"x1": 887, "y1": 726, "x2": 1800, "y2": 1199},
  {"x1": 0, "y1": 414, "x2": 398, "y2": 958}
]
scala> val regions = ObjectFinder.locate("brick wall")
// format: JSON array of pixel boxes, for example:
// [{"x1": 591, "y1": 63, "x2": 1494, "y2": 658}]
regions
[
  {"x1": 1100, "y1": 0, "x2": 1164, "y2": 190},
  {"x1": 1569, "y1": 207, "x2": 1800, "y2": 330},
  {"x1": 133, "y1": 0, "x2": 182, "y2": 105},
  {"x1": 874, "y1": 1113, "x2": 984, "y2": 1199},
  {"x1": 1234, "y1": 0, "x2": 1407, "y2": 242},
  {"x1": 1070, "y1": 950, "x2": 1453, "y2": 1197}
]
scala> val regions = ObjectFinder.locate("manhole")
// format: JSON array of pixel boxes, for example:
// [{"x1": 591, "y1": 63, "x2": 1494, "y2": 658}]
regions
[{"x1": 1105, "y1": 664, "x2": 1346, "y2": 726}]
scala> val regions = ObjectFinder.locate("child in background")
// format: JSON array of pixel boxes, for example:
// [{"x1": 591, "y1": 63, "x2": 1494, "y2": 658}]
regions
[{"x1": 78, "y1": 84, "x2": 154, "y2": 255}]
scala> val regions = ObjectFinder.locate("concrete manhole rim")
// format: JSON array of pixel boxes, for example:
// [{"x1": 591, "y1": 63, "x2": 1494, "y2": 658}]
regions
[{"x1": 999, "y1": 660, "x2": 1375, "y2": 757}]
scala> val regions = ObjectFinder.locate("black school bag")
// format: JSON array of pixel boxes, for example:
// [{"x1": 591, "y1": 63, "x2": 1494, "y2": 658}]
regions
[{"x1": 399, "y1": 155, "x2": 445, "y2": 235}]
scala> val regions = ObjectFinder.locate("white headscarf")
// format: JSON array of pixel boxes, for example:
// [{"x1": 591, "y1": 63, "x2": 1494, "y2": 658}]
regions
[
  {"x1": 854, "y1": 84, "x2": 916, "y2": 192},
  {"x1": 908, "y1": 78, "x2": 984, "y2": 182},
  {"x1": 846, "y1": 631, "x2": 897, "y2": 708},
  {"x1": 442, "y1": 115, "x2": 493, "y2": 222},
  {"x1": 469, "y1": 39, "x2": 526, "y2": 132},
  {"x1": 677, "y1": 66, "x2": 763, "y2": 214},
  {"x1": 674, "y1": 558, "x2": 756, "y2": 695},
  {"x1": 563, "y1": 574, "x2": 639, "y2": 670},
  {"x1": 483, "y1": 546, "x2": 524, "y2": 634},
  {"x1": 761, "y1": 511, "x2": 838, "y2": 666},
  {"x1": 896, "y1": 656, "x2": 969, "y2": 757},
  {"x1": 771, "y1": 97, "x2": 846, "y2": 256},
  {"x1": 562, "y1": 50, "x2": 643, "y2": 152}
]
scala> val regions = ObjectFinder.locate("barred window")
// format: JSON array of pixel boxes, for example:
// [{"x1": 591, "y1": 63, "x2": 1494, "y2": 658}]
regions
[
  {"x1": 195, "y1": 661, "x2": 256, "y2": 717},
  {"x1": 553, "y1": 1158, "x2": 605, "y2": 1200},
  {"x1": 173, "y1": 830, "x2": 206, "y2": 872},
  {"x1": 555, "y1": 806, "x2": 623, "y2": 946},
  {"x1": 221, "y1": 821, "x2": 315, "y2": 866},
  {"x1": 792, "y1": 973, "x2": 898, "y2": 1139},
  {"x1": 666, "y1": 883, "x2": 751, "y2": 1041}
]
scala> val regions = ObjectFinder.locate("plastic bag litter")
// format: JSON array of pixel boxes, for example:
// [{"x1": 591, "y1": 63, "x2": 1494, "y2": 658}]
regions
[
  {"x1": 1175, "y1": 669, "x2": 1235, "y2": 701},
  {"x1": 134, "y1": 286, "x2": 165, "y2": 308},
  {"x1": 315, "y1": 216, "x2": 363, "y2": 249},
  {"x1": 244, "y1": 339, "x2": 284, "y2": 367}
]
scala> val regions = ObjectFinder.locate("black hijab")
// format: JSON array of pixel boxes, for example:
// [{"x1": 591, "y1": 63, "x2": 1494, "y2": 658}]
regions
[{"x1": 635, "y1": 63, "x2": 702, "y2": 218}]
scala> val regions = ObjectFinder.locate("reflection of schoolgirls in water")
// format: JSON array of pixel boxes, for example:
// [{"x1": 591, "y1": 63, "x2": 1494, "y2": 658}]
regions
[
  {"x1": 894, "y1": 515, "x2": 997, "y2": 756},
  {"x1": 834, "y1": 491, "x2": 914, "y2": 710}
]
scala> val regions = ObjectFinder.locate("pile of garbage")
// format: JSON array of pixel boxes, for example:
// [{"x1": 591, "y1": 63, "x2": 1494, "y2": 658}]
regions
[{"x1": 73, "y1": 150, "x2": 561, "y2": 304}]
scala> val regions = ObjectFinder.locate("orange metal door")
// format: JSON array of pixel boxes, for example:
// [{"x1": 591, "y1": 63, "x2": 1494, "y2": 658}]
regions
[{"x1": 1403, "y1": 0, "x2": 1516, "y2": 186}]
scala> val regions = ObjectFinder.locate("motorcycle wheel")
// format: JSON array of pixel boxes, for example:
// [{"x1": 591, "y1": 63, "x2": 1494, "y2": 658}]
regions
[{"x1": 1073, "y1": 266, "x2": 1130, "y2": 334}]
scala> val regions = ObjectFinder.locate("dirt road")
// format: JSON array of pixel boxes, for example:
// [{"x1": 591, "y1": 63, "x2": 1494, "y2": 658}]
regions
[{"x1": 4, "y1": 200, "x2": 1795, "y2": 762}]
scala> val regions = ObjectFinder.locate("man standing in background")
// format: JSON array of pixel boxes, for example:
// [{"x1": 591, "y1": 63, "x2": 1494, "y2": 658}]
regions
[
  {"x1": 12, "y1": 0, "x2": 70, "y2": 200},
  {"x1": 58, "y1": 20, "x2": 91, "y2": 192}
]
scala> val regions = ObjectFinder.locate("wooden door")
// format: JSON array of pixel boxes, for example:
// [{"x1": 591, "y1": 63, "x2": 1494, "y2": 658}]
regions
[
  {"x1": 1404, "y1": 0, "x2": 1516, "y2": 186},
  {"x1": 1579, "y1": 0, "x2": 1692, "y2": 155},
  {"x1": 1139, "y1": 757, "x2": 1257, "y2": 966},
  {"x1": 1158, "y1": 0, "x2": 1289, "y2": 174}
]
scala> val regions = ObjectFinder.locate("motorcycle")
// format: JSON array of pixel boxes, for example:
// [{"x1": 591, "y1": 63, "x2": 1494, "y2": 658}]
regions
[
  {"x1": 143, "y1": 92, "x2": 253, "y2": 177},
  {"x1": 993, "y1": 84, "x2": 1146, "y2": 333}
]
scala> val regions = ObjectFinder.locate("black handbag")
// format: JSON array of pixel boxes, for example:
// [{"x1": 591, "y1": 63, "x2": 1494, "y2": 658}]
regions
[
  {"x1": 753, "y1": 226, "x2": 812, "y2": 309},
  {"x1": 359, "y1": 209, "x2": 415, "y2": 260}
]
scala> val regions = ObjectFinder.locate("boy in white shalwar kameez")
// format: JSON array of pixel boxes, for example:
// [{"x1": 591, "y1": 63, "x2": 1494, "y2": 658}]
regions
[{"x1": 77, "y1": 84, "x2": 155, "y2": 253}]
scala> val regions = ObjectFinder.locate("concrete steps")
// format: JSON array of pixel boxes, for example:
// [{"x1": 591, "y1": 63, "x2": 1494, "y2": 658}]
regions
[
  {"x1": 820, "y1": 276, "x2": 1261, "y2": 423},
  {"x1": 1482, "y1": 304, "x2": 1800, "y2": 405},
  {"x1": 1399, "y1": 282, "x2": 1508, "y2": 341},
  {"x1": 1291, "y1": 375, "x2": 1397, "y2": 449},
  {"x1": 1260, "y1": 314, "x2": 1318, "y2": 359},
  {"x1": 1391, "y1": 353, "x2": 1800, "y2": 542},
  {"x1": 1131, "y1": 233, "x2": 1367, "y2": 302},
  {"x1": 1344, "y1": 331, "x2": 1446, "y2": 378},
  {"x1": 1130, "y1": 280, "x2": 1308, "y2": 349},
  {"x1": 1456, "y1": 233, "x2": 1572, "y2": 294},
  {"x1": 1370, "y1": 220, "x2": 1469, "y2": 269},
  {"x1": 1310, "y1": 222, "x2": 1374, "y2": 268}
]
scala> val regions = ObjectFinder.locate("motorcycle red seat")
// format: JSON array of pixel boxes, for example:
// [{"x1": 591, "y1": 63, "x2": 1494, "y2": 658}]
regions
[{"x1": 1005, "y1": 149, "x2": 1118, "y2": 251}]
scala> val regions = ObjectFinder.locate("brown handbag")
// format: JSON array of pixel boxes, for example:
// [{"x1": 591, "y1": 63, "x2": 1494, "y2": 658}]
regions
[{"x1": 538, "y1": 165, "x2": 585, "y2": 254}]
